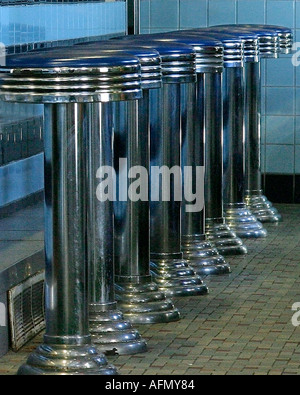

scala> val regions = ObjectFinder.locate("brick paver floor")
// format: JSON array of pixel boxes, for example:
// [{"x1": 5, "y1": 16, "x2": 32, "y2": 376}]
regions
[{"x1": 0, "y1": 204, "x2": 300, "y2": 375}]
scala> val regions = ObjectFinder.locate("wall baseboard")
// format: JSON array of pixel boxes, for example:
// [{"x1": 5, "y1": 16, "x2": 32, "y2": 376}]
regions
[{"x1": 263, "y1": 174, "x2": 295, "y2": 204}]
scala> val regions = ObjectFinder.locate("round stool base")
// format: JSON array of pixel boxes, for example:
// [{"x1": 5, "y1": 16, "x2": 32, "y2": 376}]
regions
[
  {"x1": 182, "y1": 236, "x2": 232, "y2": 275},
  {"x1": 115, "y1": 281, "x2": 181, "y2": 324},
  {"x1": 150, "y1": 258, "x2": 209, "y2": 297},
  {"x1": 206, "y1": 218, "x2": 248, "y2": 256},
  {"x1": 224, "y1": 203, "x2": 268, "y2": 239},
  {"x1": 17, "y1": 344, "x2": 118, "y2": 375},
  {"x1": 245, "y1": 190, "x2": 282, "y2": 223},
  {"x1": 89, "y1": 310, "x2": 147, "y2": 355}
]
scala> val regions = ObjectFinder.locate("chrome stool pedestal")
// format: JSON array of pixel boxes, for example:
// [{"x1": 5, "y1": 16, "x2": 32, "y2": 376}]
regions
[
  {"x1": 177, "y1": 30, "x2": 248, "y2": 256},
  {"x1": 118, "y1": 39, "x2": 208, "y2": 296},
  {"x1": 204, "y1": 29, "x2": 267, "y2": 239},
  {"x1": 85, "y1": 98, "x2": 147, "y2": 353},
  {"x1": 214, "y1": 24, "x2": 293, "y2": 223},
  {"x1": 91, "y1": 42, "x2": 181, "y2": 323},
  {"x1": 151, "y1": 32, "x2": 233, "y2": 273}
]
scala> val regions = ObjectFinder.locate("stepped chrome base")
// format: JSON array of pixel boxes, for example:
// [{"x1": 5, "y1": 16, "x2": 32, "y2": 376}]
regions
[
  {"x1": 181, "y1": 236, "x2": 232, "y2": 276},
  {"x1": 150, "y1": 256, "x2": 209, "y2": 297},
  {"x1": 206, "y1": 218, "x2": 248, "y2": 256},
  {"x1": 17, "y1": 344, "x2": 118, "y2": 375},
  {"x1": 89, "y1": 309, "x2": 147, "y2": 355},
  {"x1": 115, "y1": 280, "x2": 181, "y2": 324},
  {"x1": 245, "y1": 190, "x2": 282, "y2": 223},
  {"x1": 224, "y1": 203, "x2": 268, "y2": 239}
]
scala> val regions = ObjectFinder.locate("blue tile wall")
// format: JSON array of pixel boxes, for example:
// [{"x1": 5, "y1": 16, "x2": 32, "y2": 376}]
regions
[
  {"x1": 0, "y1": 1, "x2": 126, "y2": 48},
  {"x1": 141, "y1": 0, "x2": 300, "y2": 179},
  {"x1": 0, "y1": 0, "x2": 127, "y2": 166}
]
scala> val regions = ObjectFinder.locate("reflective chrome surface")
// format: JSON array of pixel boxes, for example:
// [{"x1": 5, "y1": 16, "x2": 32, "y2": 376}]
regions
[
  {"x1": 205, "y1": 218, "x2": 247, "y2": 256},
  {"x1": 116, "y1": 36, "x2": 198, "y2": 84},
  {"x1": 86, "y1": 102, "x2": 147, "y2": 354},
  {"x1": 77, "y1": 42, "x2": 162, "y2": 90},
  {"x1": 180, "y1": 79, "x2": 231, "y2": 274},
  {"x1": 0, "y1": 62, "x2": 142, "y2": 104},
  {"x1": 225, "y1": 203, "x2": 268, "y2": 238},
  {"x1": 212, "y1": 25, "x2": 280, "y2": 59},
  {"x1": 245, "y1": 190, "x2": 281, "y2": 223},
  {"x1": 203, "y1": 27, "x2": 259, "y2": 63},
  {"x1": 277, "y1": 31, "x2": 293, "y2": 54},
  {"x1": 116, "y1": 280, "x2": 181, "y2": 324},
  {"x1": 192, "y1": 29, "x2": 244, "y2": 68},
  {"x1": 114, "y1": 95, "x2": 180, "y2": 323},
  {"x1": 244, "y1": 61, "x2": 282, "y2": 223},
  {"x1": 18, "y1": 344, "x2": 116, "y2": 376},
  {"x1": 223, "y1": 67, "x2": 267, "y2": 239},
  {"x1": 18, "y1": 104, "x2": 117, "y2": 375},
  {"x1": 150, "y1": 84, "x2": 207, "y2": 296},
  {"x1": 140, "y1": 33, "x2": 224, "y2": 73},
  {"x1": 204, "y1": 71, "x2": 247, "y2": 256},
  {"x1": 181, "y1": 235, "x2": 230, "y2": 276}
]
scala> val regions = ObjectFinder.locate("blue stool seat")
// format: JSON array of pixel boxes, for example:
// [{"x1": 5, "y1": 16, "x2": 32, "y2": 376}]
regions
[
  {"x1": 185, "y1": 30, "x2": 244, "y2": 67},
  {"x1": 76, "y1": 41, "x2": 162, "y2": 90},
  {"x1": 114, "y1": 37, "x2": 197, "y2": 84},
  {"x1": 124, "y1": 32, "x2": 224, "y2": 74},
  {"x1": 5, "y1": 48, "x2": 141, "y2": 69},
  {"x1": 213, "y1": 24, "x2": 291, "y2": 56},
  {"x1": 201, "y1": 28, "x2": 259, "y2": 63}
]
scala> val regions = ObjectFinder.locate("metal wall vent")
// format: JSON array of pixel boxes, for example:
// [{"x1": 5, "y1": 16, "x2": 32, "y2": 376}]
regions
[{"x1": 8, "y1": 271, "x2": 45, "y2": 352}]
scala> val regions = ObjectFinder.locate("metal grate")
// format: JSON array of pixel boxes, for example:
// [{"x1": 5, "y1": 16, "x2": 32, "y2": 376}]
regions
[{"x1": 8, "y1": 271, "x2": 45, "y2": 351}]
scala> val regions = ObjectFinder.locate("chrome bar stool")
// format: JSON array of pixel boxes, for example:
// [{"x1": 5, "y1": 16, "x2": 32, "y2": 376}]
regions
[
  {"x1": 81, "y1": 41, "x2": 181, "y2": 324},
  {"x1": 215, "y1": 24, "x2": 293, "y2": 223},
  {"x1": 117, "y1": 36, "x2": 208, "y2": 297},
  {"x1": 35, "y1": 43, "x2": 150, "y2": 350},
  {"x1": 135, "y1": 32, "x2": 235, "y2": 273},
  {"x1": 200, "y1": 29, "x2": 267, "y2": 239},
  {"x1": 0, "y1": 49, "x2": 144, "y2": 374},
  {"x1": 164, "y1": 32, "x2": 248, "y2": 258}
]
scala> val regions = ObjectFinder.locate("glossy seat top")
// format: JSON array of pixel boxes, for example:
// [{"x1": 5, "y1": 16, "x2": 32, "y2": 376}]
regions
[
  {"x1": 187, "y1": 29, "x2": 244, "y2": 47},
  {"x1": 223, "y1": 24, "x2": 292, "y2": 35},
  {"x1": 76, "y1": 40, "x2": 160, "y2": 60},
  {"x1": 129, "y1": 32, "x2": 223, "y2": 48},
  {"x1": 212, "y1": 24, "x2": 279, "y2": 37},
  {"x1": 5, "y1": 48, "x2": 140, "y2": 69},
  {"x1": 116, "y1": 36, "x2": 196, "y2": 56}
]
